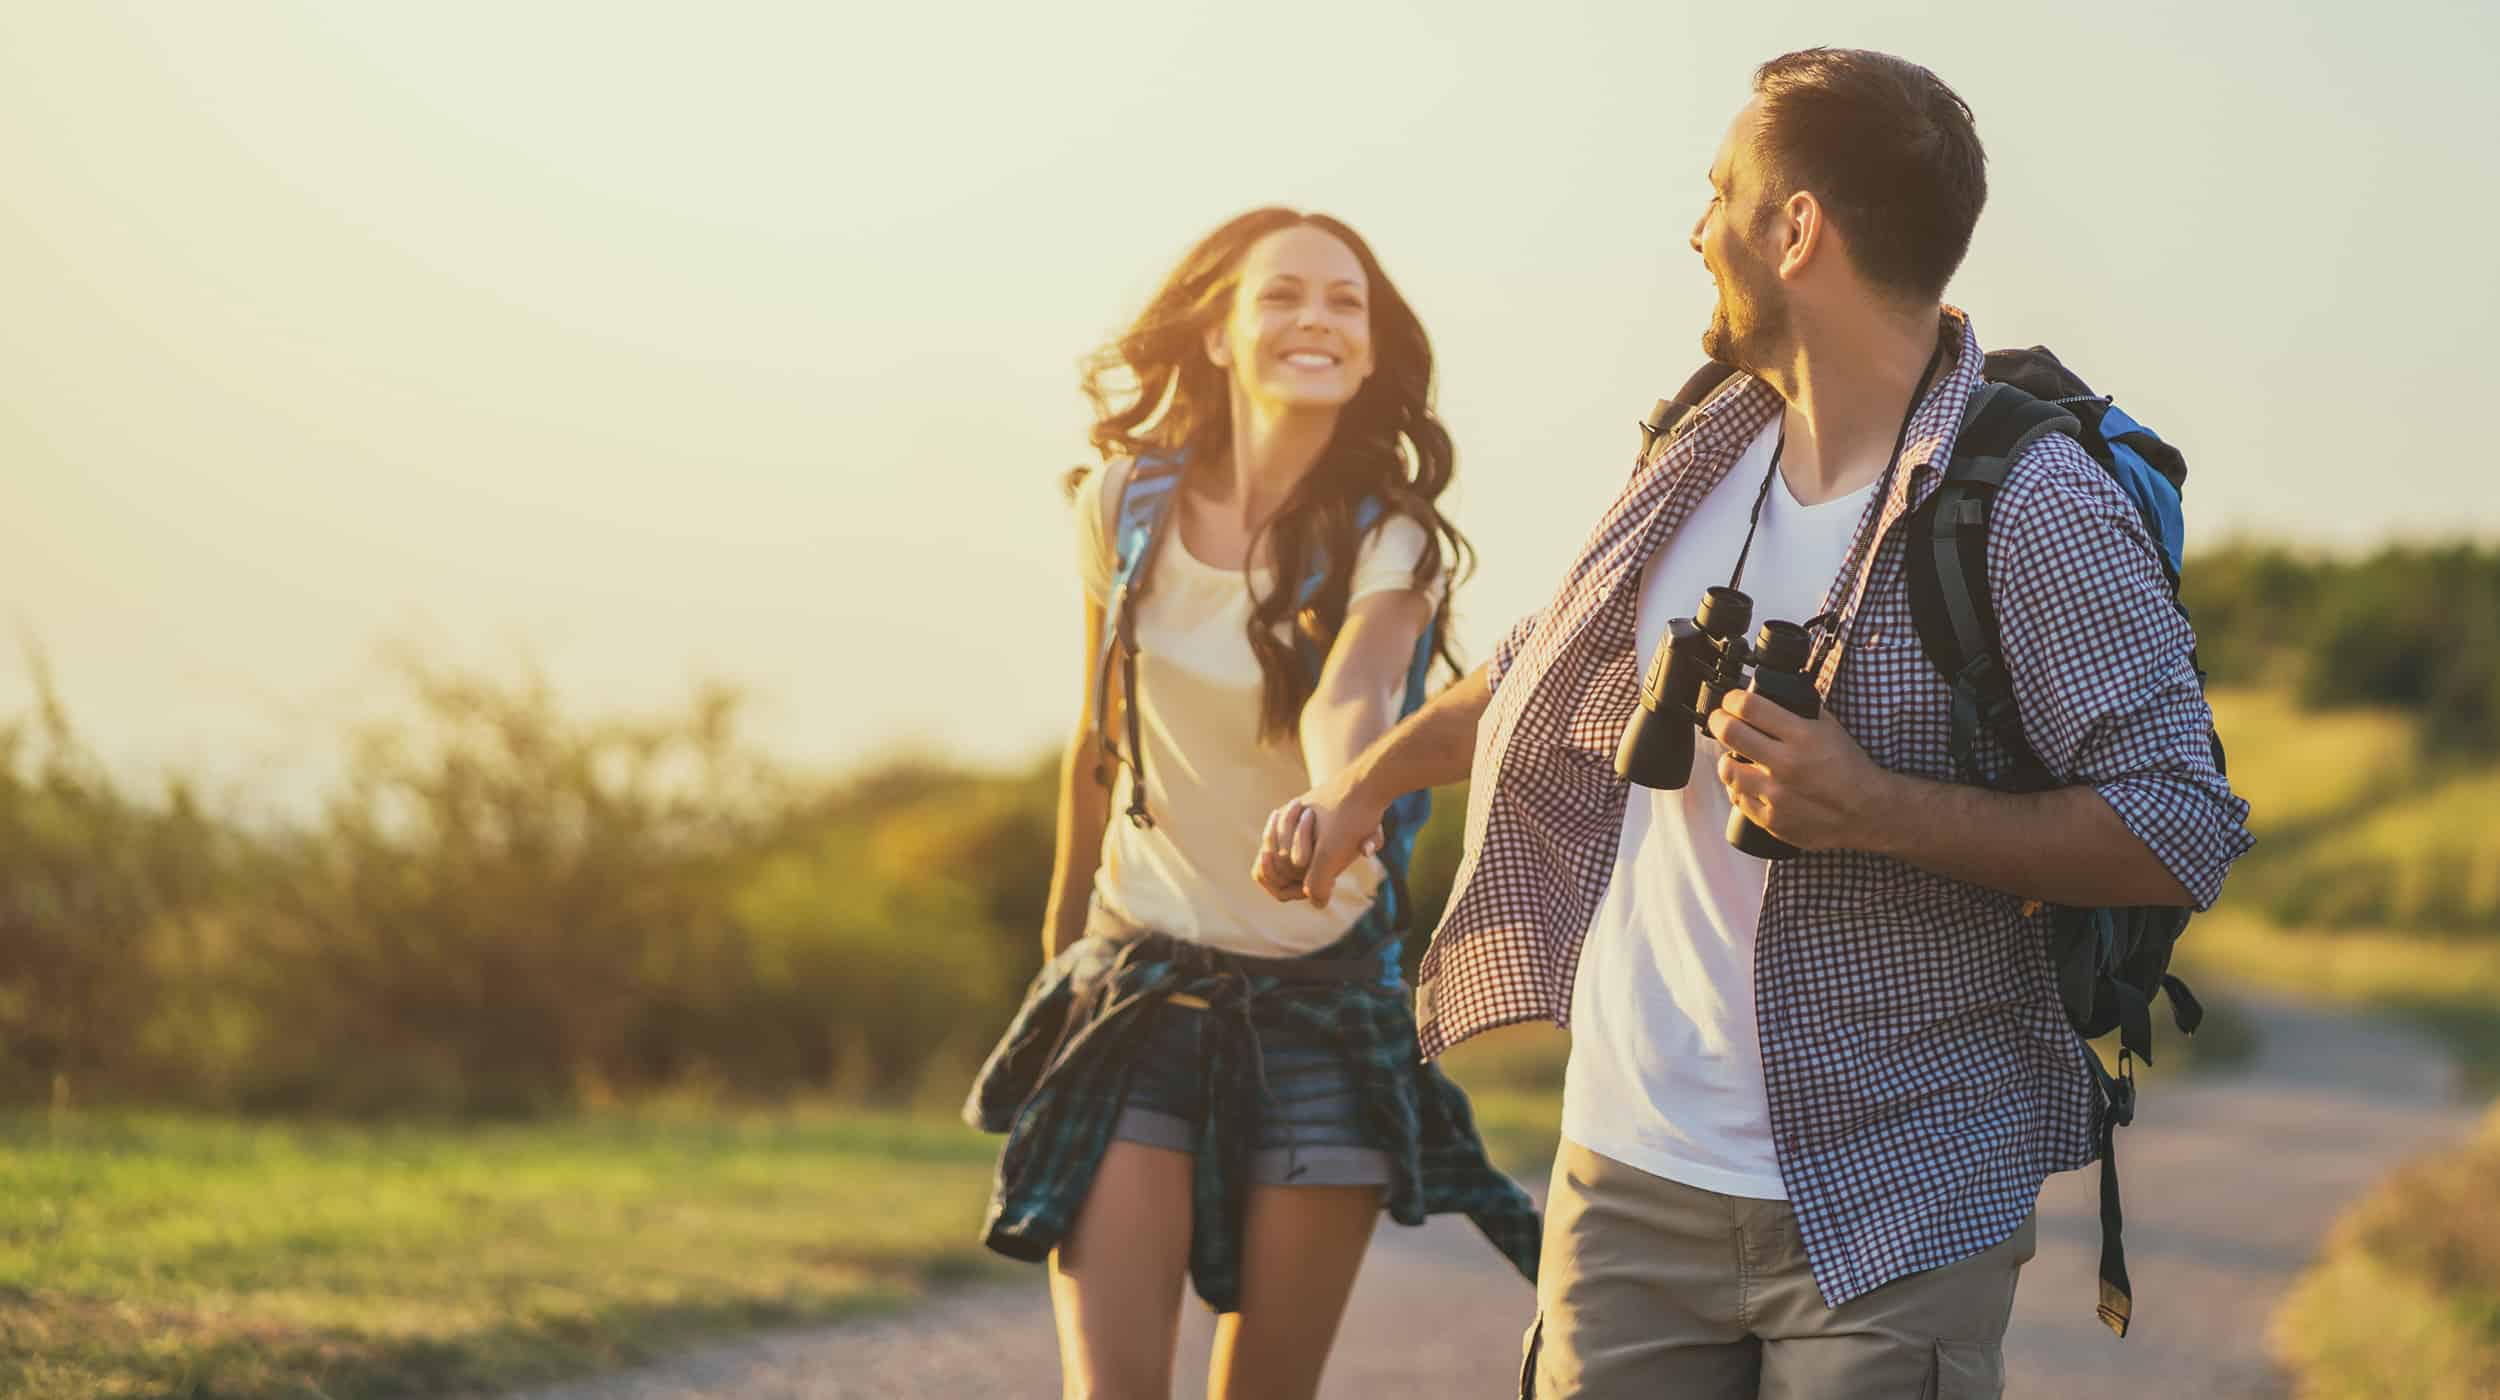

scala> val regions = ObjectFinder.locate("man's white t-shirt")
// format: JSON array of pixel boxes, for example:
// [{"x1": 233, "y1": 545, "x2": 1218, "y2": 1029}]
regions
[{"x1": 1561, "y1": 418, "x2": 1877, "y2": 1200}]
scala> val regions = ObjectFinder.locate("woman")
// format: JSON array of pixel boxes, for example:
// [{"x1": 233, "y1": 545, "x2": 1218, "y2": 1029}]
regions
[{"x1": 965, "y1": 208, "x2": 1538, "y2": 1400}]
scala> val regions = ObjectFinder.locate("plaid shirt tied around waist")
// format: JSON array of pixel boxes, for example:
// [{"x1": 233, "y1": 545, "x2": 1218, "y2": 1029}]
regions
[
  {"x1": 1417, "y1": 310, "x2": 2252, "y2": 1308},
  {"x1": 966, "y1": 901, "x2": 1540, "y2": 1312}
]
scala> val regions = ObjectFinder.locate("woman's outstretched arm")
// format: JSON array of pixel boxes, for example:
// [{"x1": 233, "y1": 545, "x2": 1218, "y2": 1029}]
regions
[
  {"x1": 1259, "y1": 586, "x2": 1489, "y2": 904},
  {"x1": 1294, "y1": 589, "x2": 1436, "y2": 791}
]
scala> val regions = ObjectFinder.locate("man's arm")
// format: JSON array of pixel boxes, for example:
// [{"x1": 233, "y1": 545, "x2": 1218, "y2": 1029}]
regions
[
  {"x1": 1709, "y1": 436, "x2": 2250, "y2": 911},
  {"x1": 1707, "y1": 693, "x2": 2191, "y2": 906},
  {"x1": 1876, "y1": 775, "x2": 2194, "y2": 906},
  {"x1": 1254, "y1": 661, "x2": 1492, "y2": 904}
]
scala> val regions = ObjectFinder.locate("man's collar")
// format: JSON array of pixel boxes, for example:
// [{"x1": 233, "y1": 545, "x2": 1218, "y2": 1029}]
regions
[{"x1": 1897, "y1": 307, "x2": 1982, "y2": 478}]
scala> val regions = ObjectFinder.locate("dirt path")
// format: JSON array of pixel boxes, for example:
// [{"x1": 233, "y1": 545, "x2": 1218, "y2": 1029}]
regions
[
  {"x1": 514, "y1": 991, "x2": 2474, "y2": 1399},
  {"x1": 2003, "y1": 993, "x2": 2471, "y2": 1398}
]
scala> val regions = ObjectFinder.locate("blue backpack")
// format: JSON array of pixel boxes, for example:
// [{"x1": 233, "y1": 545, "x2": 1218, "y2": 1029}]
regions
[
  {"x1": 1642, "y1": 349, "x2": 2218, "y2": 1338},
  {"x1": 1904, "y1": 347, "x2": 2219, "y2": 1337},
  {"x1": 1091, "y1": 455, "x2": 1440, "y2": 937}
]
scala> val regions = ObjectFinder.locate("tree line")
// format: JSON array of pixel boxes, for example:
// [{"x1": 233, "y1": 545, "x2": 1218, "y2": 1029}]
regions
[{"x1": 2, "y1": 540, "x2": 2489, "y2": 1113}]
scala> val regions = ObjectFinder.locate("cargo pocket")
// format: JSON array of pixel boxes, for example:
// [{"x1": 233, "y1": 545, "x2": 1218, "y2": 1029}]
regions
[
  {"x1": 1517, "y1": 1310, "x2": 1544, "y2": 1399},
  {"x1": 1929, "y1": 1339, "x2": 2004, "y2": 1399}
]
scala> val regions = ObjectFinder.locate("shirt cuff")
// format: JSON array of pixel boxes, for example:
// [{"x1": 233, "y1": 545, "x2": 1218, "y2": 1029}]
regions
[{"x1": 2092, "y1": 771, "x2": 2255, "y2": 912}]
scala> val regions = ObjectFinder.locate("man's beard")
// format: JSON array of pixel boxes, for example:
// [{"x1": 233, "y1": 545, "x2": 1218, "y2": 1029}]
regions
[{"x1": 1700, "y1": 244, "x2": 1786, "y2": 372}]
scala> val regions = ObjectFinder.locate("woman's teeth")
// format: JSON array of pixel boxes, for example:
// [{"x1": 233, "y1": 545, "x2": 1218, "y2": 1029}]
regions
[{"x1": 1283, "y1": 352, "x2": 1338, "y2": 367}]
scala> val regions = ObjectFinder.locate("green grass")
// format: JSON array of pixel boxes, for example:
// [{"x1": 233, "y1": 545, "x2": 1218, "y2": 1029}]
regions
[
  {"x1": 0, "y1": 1107, "x2": 1005, "y2": 1399},
  {"x1": 2174, "y1": 691, "x2": 2500, "y2": 1086},
  {"x1": 2208, "y1": 687, "x2": 2500, "y2": 936}
]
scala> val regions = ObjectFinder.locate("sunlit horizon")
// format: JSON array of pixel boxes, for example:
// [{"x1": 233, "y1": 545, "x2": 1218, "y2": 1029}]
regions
[{"x1": 7, "y1": 1, "x2": 2497, "y2": 806}]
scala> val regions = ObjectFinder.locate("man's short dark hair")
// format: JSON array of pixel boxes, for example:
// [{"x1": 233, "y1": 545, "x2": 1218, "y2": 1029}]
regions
[{"x1": 1751, "y1": 49, "x2": 1987, "y2": 302}]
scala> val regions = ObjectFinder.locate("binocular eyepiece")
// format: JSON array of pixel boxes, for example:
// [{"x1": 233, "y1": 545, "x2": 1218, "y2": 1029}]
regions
[{"x1": 1612, "y1": 586, "x2": 1823, "y2": 861}]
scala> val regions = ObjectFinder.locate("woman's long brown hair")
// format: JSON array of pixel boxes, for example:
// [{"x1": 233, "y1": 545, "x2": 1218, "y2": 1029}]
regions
[{"x1": 1071, "y1": 208, "x2": 1472, "y2": 744}]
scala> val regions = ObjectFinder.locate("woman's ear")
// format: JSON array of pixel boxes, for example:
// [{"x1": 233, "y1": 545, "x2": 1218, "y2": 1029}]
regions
[{"x1": 1204, "y1": 322, "x2": 1233, "y2": 370}]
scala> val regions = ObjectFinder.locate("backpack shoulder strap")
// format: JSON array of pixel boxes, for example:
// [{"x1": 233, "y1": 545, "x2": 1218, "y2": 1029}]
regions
[
  {"x1": 1906, "y1": 382, "x2": 2079, "y2": 792},
  {"x1": 1110, "y1": 455, "x2": 1185, "y2": 584},
  {"x1": 1637, "y1": 361, "x2": 1745, "y2": 467},
  {"x1": 1093, "y1": 455, "x2": 1187, "y2": 828}
]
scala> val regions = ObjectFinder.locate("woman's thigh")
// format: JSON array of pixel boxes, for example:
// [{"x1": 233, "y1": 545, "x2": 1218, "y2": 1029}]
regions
[
  {"x1": 1048, "y1": 1140, "x2": 1195, "y2": 1400},
  {"x1": 1207, "y1": 1181, "x2": 1382, "y2": 1400}
]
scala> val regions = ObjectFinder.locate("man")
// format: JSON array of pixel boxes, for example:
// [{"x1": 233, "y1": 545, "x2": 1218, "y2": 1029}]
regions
[{"x1": 1253, "y1": 48, "x2": 2252, "y2": 1398}]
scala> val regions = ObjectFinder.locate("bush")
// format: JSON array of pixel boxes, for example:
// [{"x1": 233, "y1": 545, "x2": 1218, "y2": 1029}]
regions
[
  {"x1": 0, "y1": 659, "x2": 230, "y2": 1104},
  {"x1": 9, "y1": 533, "x2": 2498, "y2": 1116},
  {"x1": 2187, "y1": 540, "x2": 2500, "y2": 753},
  {"x1": 2274, "y1": 1106, "x2": 2500, "y2": 1399},
  {"x1": 0, "y1": 655, "x2": 1048, "y2": 1114},
  {"x1": 219, "y1": 663, "x2": 792, "y2": 1114}
]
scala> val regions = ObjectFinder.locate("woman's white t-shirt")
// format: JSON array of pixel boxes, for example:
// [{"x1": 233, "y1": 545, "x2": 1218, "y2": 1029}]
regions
[{"x1": 1074, "y1": 459, "x2": 1447, "y2": 958}]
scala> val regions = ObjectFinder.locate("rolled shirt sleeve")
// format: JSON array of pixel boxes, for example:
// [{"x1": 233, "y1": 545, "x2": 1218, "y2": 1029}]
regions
[{"x1": 1985, "y1": 438, "x2": 2254, "y2": 909}]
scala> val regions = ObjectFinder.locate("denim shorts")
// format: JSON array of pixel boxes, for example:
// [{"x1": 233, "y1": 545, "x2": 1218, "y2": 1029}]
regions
[{"x1": 1112, "y1": 997, "x2": 1392, "y2": 1187}]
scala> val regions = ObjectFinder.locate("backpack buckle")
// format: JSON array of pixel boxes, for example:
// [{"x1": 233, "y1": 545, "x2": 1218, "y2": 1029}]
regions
[
  {"x1": 1954, "y1": 651, "x2": 2011, "y2": 698},
  {"x1": 1111, "y1": 584, "x2": 1142, "y2": 651},
  {"x1": 2105, "y1": 1051, "x2": 2138, "y2": 1126}
]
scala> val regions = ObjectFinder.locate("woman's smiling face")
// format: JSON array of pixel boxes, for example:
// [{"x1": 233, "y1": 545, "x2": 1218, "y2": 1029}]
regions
[{"x1": 1205, "y1": 224, "x2": 1376, "y2": 411}]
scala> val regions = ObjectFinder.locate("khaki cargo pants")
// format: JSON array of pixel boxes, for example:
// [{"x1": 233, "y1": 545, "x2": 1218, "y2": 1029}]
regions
[{"x1": 1524, "y1": 1140, "x2": 2035, "y2": 1399}]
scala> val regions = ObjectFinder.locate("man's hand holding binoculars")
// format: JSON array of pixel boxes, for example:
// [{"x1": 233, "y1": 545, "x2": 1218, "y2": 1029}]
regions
[{"x1": 1706, "y1": 688, "x2": 1896, "y2": 856}]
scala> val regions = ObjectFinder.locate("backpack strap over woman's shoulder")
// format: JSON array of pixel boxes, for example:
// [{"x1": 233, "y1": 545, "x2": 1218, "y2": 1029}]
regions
[
  {"x1": 1110, "y1": 456, "x2": 1186, "y2": 585},
  {"x1": 1093, "y1": 454, "x2": 1186, "y2": 829}
]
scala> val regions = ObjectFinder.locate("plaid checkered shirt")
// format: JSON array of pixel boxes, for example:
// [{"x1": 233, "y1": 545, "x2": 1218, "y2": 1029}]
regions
[{"x1": 1415, "y1": 310, "x2": 2253, "y2": 1307}]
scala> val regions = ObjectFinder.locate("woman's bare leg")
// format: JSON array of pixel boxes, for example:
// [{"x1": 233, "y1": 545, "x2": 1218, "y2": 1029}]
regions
[
  {"x1": 1205, "y1": 1183, "x2": 1381, "y2": 1400},
  {"x1": 1047, "y1": 1140, "x2": 1195, "y2": 1400}
]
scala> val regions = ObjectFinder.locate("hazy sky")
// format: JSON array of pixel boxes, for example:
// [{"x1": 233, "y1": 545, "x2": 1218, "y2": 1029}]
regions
[{"x1": 7, "y1": 1, "x2": 2496, "y2": 801}]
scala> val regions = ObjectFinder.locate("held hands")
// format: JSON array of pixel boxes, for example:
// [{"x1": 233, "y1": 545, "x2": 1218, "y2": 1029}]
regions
[
  {"x1": 1252, "y1": 774, "x2": 1387, "y2": 906},
  {"x1": 1247, "y1": 691, "x2": 1889, "y2": 904},
  {"x1": 1705, "y1": 690, "x2": 1899, "y2": 854}
]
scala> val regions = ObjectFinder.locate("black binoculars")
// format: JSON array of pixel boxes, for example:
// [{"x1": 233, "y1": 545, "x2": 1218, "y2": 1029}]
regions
[{"x1": 1612, "y1": 585, "x2": 1823, "y2": 861}]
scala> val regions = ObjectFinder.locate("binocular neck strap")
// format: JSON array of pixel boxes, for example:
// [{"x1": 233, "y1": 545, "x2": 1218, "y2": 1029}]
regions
[
  {"x1": 1725, "y1": 339, "x2": 1949, "y2": 628},
  {"x1": 1724, "y1": 425, "x2": 1788, "y2": 595}
]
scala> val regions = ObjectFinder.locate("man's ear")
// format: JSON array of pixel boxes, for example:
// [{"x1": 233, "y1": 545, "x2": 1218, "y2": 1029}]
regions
[{"x1": 1779, "y1": 191, "x2": 1826, "y2": 281}]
